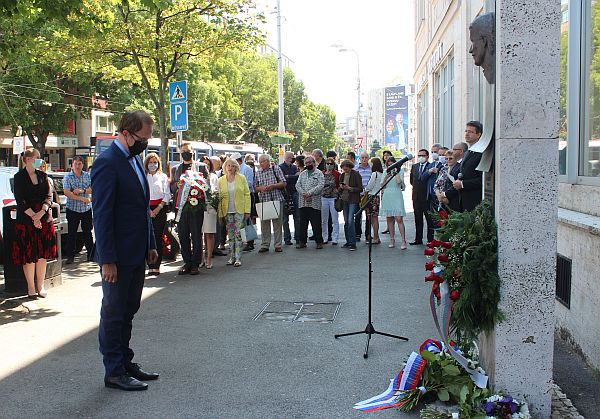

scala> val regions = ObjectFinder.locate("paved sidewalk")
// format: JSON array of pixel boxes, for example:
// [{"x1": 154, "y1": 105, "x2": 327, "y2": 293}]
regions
[{"x1": 0, "y1": 200, "x2": 596, "y2": 417}]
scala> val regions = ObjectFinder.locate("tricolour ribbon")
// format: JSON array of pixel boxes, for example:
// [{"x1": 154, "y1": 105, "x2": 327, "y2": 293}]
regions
[
  {"x1": 429, "y1": 281, "x2": 488, "y2": 388},
  {"x1": 354, "y1": 352, "x2": 427, "y2": 412}
]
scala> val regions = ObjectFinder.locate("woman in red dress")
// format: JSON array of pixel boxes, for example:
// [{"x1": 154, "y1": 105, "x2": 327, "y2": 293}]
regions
[{"x1": 12, "y1": 149, "x2": 57, "y2": 299}]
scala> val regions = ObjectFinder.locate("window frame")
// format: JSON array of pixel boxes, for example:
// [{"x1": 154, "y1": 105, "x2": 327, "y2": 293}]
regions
[{"x1": 561, "y1": 0, "x2": 600, "y2": 185}]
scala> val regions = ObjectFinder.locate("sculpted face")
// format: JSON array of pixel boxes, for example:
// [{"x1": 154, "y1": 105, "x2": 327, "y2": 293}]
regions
[{"x1": 469, "y1": 30, "x2": 486, "y2": 67}]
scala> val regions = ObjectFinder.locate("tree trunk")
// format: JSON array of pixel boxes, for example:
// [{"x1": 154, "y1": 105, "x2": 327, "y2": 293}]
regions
[
  {"x1": 157, "y1": 78, "x2": 169, "y2": 173},
  {"x1": 27, "y1": 130, "x2": 48, "y2": 159}
]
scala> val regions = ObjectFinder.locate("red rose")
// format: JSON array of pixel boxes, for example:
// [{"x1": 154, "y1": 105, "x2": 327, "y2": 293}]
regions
[
  {"x1": 439, "y1": 210, "x2": 449, "y2": 219},
  {"x1": 424, "y1": 248, "x2": 434, "y2": 256},
  {"x1": 432, "y1": 239, "x2": 441, "y2": 247},
  {"x1": 425, "y1": 261, "x2": 435, "y2": 271},
  {"x1": 438, "y1": 254, "x2": 449, "y2": 263},
  {"x1": 427, "y1": 241, "x2": 435, "y2": 248},
  {"x1": 425, "y1": 273, "x2": 437, "y2": 282},
  {"x1": 450, "y1": 290, "x2": 460, "y2": 301},
  {"x1": 441, "y1": 241, "x2": 452, "y2": 249},
  {"x1": 438, "y1": 220, "x2": 445, "y2": 227}
]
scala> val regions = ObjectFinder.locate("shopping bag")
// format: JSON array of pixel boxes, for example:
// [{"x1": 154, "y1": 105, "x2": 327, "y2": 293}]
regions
[
  {"x1": 255, "y1": 200, "x2": 280, "y2": 220},
  {"x1": 240, "y1": 223, "x2": 258, "y2": 242}
]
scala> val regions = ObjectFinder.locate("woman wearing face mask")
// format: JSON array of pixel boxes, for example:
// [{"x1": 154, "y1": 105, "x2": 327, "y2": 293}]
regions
[
  {"x1": 144, "y1": 153, "x2": 171, "y2": 276},
  {"x1": 12, "y1": 149, "x2": 57, "y2": 299},
  {"x1": 379, "y1": 156, "x2": 408, "y2": 249},
  {"x1": 320, "y1": 157, "x2": 340, "y2": 245}
]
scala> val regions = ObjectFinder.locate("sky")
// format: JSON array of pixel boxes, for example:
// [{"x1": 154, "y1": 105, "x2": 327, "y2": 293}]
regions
[{"x1": 256, "y1": 0, "x2": 415, "y2": 122}]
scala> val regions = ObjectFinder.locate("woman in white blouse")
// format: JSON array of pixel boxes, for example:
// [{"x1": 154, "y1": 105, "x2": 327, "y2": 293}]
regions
[
  {"x1": 201, "y1": 156, "x2": 220, "y2": 269},
  {"x1": 144, "y1": 153, "x2": 171, "y2": 276},
  {"x1": 364, "y1": 157, "x2": 384, "y2": 244}
]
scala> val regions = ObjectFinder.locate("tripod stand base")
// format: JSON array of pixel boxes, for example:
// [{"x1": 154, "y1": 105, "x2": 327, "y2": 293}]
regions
[{"x1": 335, "y1": 323, "x2": 408, "y2": 358}]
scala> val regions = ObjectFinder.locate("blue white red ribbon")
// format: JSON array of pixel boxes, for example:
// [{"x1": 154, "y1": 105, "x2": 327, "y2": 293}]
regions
[{"x1": 354, "y1": 352, "x2": 427, "y2": 412}]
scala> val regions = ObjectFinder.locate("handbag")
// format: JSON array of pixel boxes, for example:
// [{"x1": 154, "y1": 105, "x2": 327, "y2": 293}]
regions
[
  {"x1": 272, "y1": 167, "x2": 294, "y2": 216},
  {"x1": 256, "y1": 200, "x2": 280, "y2": 220},
  {"x1": 240, "y1": 223, "x2": 258, "y2": 242},
  {"x1": 334, "y1": 197, "x2": 344, "y2": 212}
]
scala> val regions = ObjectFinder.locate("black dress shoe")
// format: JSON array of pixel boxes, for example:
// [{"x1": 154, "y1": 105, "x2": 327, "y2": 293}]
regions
[
  {"x1": 189, "y1": 266, "x2": 200, "y2": 275},
  {"x1": 409, "y1": 241, "x2": 423, "y2": 246},
  {"x1": 125, "y1": 362, "x2": 159, "y2": 381},
  {"x1": 104, "y1": 374, "x2": 148, "y2": 391},
  {"x1": 178, "y1": 264, "x2": 192, "y2": 275}
]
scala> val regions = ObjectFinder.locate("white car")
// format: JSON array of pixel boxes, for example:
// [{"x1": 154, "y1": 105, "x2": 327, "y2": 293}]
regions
[{"x1": 0, "y1": 166, "x2": 20, "y2": 235}]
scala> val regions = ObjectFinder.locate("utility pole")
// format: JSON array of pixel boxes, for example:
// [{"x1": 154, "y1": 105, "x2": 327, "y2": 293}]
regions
[{"x1": 276, "y1": 0, "x2": 285, "y2": 134}]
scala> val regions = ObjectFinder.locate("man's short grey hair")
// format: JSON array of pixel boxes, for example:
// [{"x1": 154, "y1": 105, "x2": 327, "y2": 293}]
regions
[
  {"x1": 432, "y1": 143, "x2": 442, "y2": 149},
  {"x1": 284, "y1": 151, "x2": 295, "y2": 159},
  {"x1": 312, "y1": 149, "x2": 323, "y2": 158},
  {"x1": 304, "y1": 155, "x2": 316, "y2": 163},
  {"x1": 453, "y1": 142, "x2": 468, "y2": 152},
  {"x1": 258, "y1": 153, "x2": 271, "y2": 162},
  {"x1": 360, "y1": 151, "x2": 369, "y2": 158}
]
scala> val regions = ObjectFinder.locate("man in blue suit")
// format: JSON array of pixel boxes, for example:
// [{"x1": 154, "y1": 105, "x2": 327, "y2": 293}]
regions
[
  {"x1": 92, "y1": 110, "x2": 159, "y2": 391},
  {"x1": 421, "y1": 143, "x2": 444, "y2": 211}
]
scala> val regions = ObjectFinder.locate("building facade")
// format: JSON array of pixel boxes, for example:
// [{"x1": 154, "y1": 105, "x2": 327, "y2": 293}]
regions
[{"x1": 414, "y1": 0, "x2": 600, "y2": 370}]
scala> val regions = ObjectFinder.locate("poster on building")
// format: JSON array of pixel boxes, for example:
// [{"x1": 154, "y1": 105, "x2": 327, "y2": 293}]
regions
[{"x1": 384, "y1": 85, "x2": 408, "y2": 153}]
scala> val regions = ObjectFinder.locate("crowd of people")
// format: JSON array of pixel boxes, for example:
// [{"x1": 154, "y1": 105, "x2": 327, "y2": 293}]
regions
[{"x1": 8, "y1": 110, "x2": 484, "y2": 390}]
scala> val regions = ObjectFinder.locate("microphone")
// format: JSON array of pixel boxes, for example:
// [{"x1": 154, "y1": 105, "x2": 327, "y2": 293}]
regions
[
  {"x1": 458, "y1": 173, "x2": 463, "y2": 180},
  {"x1": 387, "y1": 154, "x2": 413, "y2": 172}
]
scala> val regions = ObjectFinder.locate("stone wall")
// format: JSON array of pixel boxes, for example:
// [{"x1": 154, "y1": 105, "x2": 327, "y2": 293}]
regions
[{"x1": 556, "y1": 208, "x2": 600, "y2": 370}]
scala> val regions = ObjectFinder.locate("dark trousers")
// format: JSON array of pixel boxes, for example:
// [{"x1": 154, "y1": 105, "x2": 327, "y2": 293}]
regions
[
  {"x1": 217, "y1": 218, "x2": 227, "y2": 247},
  {"x1": 148, "y1": 205, "x2": 167, "y2": 269},
  {"x1": 99, "y1": 264, "x2": 145, "y2": 377},
  {"x1": 282, "y1": 192, "x2": 299, "y2": 243},
  {"x1": 413, "y1": 199, "x2": 434, "y2": 243},
  {"x1": 299, "y1": 207, "x2": 323, "y2": 244},
  {"x1": 66, "y1": 208, "x2": 94, "y2": 259},
  {"x1": 354, "y1": 209, "x2": 363, "y2": 238},
  {"x1": 178, "y1": 210, "x2": 204, "y2": 266}
]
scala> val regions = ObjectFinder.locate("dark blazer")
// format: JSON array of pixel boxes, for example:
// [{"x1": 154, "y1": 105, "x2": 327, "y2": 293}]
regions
[
  {"x1": 410, "y1": 163, "x2": 429, "y2": 203},
  {"x1": 446, "y1": 164, "x2": 461, "y2": 211},
  {"x1": 446, "y1": 151, "x2": 483, "y2": 212},
  {"x1": 92, "y1": 142, "x2": 156, "y2": 266},
  {"x1": 13, "y1": 169, "x2": 53, "y2": 225},
  {"x1": 421, "y1": 161, "x2": 444, "y2": 201}
]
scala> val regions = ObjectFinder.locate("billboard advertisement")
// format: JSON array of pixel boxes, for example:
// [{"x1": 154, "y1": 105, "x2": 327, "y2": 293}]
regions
[{"x1": 384, "y1": 85, "x2": 408, "y2": 153}]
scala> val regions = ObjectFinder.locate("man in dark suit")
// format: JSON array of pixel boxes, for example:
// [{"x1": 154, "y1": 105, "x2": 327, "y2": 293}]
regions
[
  {"x1": 92, "y1": 110, "x2": 159, "y2": 391},
  {"x1": 410, "y1": 149, "x2": 435, "y2": 245},
  {"x1": 445, "y1": 121, "x2": 483, "y2": 211}
]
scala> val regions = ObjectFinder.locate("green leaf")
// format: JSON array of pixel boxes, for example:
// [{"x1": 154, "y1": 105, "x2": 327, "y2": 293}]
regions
[
  {"x1": 459, "y1": 385, "x2": 469, "y2": 403},
  {"x1": 437, "y1": 388, "x2": 450, "y2": 402},
  {"x1": 442, "y1": 364, "x2": 461, "y2": 376},
  {"x1": 421, "y1": 350, "x2": 437, "y2": 363}
]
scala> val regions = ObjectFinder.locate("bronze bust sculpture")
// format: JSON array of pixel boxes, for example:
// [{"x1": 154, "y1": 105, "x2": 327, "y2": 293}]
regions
[{"x1": 469, "y1": 12, "x2": 495, "y2": 85}]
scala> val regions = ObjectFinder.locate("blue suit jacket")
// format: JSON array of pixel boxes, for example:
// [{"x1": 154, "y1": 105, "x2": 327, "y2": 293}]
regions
[
  {"x1": 421, "y1": 161, "x2": 445, "y2": 201},
  {"x1": 92, "y1": 142, "x2": 156, "y2": 266}
]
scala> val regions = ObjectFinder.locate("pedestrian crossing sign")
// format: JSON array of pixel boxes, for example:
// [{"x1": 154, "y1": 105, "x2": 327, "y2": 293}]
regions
[{"x1": 169, "y1": 81, "x2": 187, "y2": 103}]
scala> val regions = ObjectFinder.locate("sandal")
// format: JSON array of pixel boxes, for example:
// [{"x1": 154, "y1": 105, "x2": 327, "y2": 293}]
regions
[
  {"x1": 234, "y1": 260, "x2": 242, "y2": 267},
  {"x1": 388, "y1": 238, "x2": 395, "y2": 248},
  {"x1": 205, "y1": 263, "x2": 213, "y2": 269},
  {"x1": 226, "y1": 258, "x2": 234, "y2": 266},
  {"x1": 372, "y1": 239, "x2": 381, "y2": 244},
  {"x1": 400, "y1": 241, "x2": 408, "y2": 250}
]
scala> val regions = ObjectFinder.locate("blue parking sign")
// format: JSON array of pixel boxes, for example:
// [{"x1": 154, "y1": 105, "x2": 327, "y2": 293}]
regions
[{"x1": 170, "y1": 102, "x2": 188, "y2": 132}]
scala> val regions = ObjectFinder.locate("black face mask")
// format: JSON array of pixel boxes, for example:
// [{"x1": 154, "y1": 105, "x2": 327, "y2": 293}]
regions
[
  {"x1": 128, "y1": 137, "x2": 148, "y2": 157},
  {"x1": 182, "y1": 152, "x2": 193, "y2": 162},
  {"x1": 305, "y1": 164, "x2": 314, "y2": 171}
]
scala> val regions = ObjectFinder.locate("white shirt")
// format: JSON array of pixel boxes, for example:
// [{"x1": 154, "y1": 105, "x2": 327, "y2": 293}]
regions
[
  {"x1": 227, "y1": 181, "x2": 236, "y2": 213},
  {"x1": 147, "y1": 171, "x2": 171, "y2": 202},
  {"x1": 365, "y1": 171, "x2": 383, "y2": 195}
]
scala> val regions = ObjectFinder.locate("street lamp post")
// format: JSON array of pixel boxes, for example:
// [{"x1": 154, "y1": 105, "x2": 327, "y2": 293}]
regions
[{"x1": 332, "y1": 44, "x2": 362, "y2": 153}]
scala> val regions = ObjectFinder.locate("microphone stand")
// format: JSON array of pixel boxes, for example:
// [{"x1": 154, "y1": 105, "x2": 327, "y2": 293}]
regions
[{"x1": 335, "y1": 167, "x2": 409, "y2": 358}]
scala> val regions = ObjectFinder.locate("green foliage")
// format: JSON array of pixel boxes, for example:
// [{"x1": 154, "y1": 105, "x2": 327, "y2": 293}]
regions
[{"x1": 435, "y1": 201, "x2": 504, "y2": 343}]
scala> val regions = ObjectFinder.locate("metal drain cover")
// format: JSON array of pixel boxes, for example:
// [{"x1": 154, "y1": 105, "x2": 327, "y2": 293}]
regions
[{"x1": 254, "y1": 301, "x2": 341, "y2": 323}]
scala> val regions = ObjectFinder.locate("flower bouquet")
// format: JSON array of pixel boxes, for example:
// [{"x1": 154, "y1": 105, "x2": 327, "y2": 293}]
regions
[
  {"x1": 175, "y1": 170, "x2": 210, "y2": 221},
  {"x1": 481, "y1": 394, "x2": 530, "y2": 419}
]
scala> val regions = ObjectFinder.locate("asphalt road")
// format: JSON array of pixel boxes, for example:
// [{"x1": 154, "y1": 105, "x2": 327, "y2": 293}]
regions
[{"x1": 1, "y1": 212, "x2": 431, "y2": 418}]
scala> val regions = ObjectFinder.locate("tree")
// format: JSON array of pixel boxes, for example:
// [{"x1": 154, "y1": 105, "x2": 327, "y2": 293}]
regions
[
  {"x1": 0, "y1": 3, "x2": 94, "y2": 158},
  {"x1": 56, "y1": 0, "x2": 265, "y2": 168}
]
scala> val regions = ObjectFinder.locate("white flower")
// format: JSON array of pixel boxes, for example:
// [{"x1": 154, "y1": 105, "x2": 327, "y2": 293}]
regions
[
  {"x1": 189, "y1": 198, "x2": 199, "y2": 206},
  {"x1": 198, "y1": 183, "x2": 208, "y2": 191},
  {"x1": 190, "y1": 189, "x2": 199, "y2": 196}
]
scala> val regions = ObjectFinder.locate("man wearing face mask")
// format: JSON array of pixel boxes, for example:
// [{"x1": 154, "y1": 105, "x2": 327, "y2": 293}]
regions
[
  {"x1": 421, "y1": 143, "x2": 444, "y2": 210},
  {"x1": 410, "y1": 149, "x2": 435, "y2": 245},
  {"x1": 92, "y1": 110, "x2": 159, "y2": 391},
  {"x1": 170, "y1": 143, "x2": 208, "y2": 275}
]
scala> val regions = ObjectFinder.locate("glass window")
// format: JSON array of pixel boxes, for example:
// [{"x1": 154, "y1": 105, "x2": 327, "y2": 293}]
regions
[
  {"x1": 559, "y1": 0, "x2": 568, "y2": 175},
  {"x1": 435, "y1": 55, "x2": 455, "y2": 148},
  {"x1": 582, "y1": 0, "x2": 600, "y2": 177},
  {"x1": 95, "y1": 115, "x2": 111, "y2": 133},
  {"x1": 418, "y1": 86, "x2": 429, "y2": 151}
]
